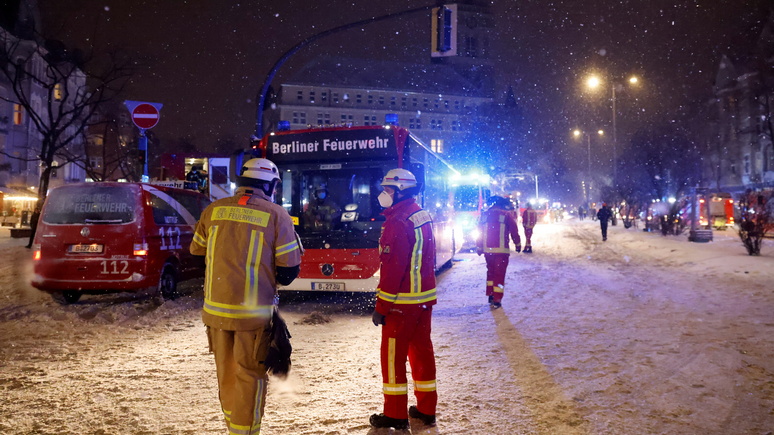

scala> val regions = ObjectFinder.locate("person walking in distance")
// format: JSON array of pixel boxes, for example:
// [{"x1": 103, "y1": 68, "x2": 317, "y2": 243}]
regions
[
  {"x1": 190, "y1": 158, "x2": 302, "y2": 435},
  {"x1": 597, "y1": 202, "x2": 613, "y2": 241},
  {"x1": 521, "y1": 202, "x2": 538, "y2": 253},
  {"x1": 477, "y1": 196, "x2": 521, "y2": 309},
  {"x1": 370, "y1": 168, "x2": 438, "y2": 430}
]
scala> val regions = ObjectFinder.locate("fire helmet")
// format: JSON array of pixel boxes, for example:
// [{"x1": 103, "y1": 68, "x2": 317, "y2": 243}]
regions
[
  {"x1": 487, "y1": 195, "x2": 512, "y2": 209},
  {"x1": 380, "y1": 168, "x2": 418, "y2": 191},
  {"x1": 240, "y1": 158, "x2": 280, "y2": 183}
]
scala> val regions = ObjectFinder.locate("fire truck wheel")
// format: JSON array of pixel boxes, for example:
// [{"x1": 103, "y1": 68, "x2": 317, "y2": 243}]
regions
[
  {"x1": 51, "y1": 290, "x2": 81, "y2": 304},
  {"x1": 158, "y1": 264, "x2": 179, "y2": 300}
]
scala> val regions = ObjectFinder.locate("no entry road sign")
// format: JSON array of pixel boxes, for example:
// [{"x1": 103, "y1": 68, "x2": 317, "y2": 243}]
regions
[{"x1": 131, "y1": 103, "x2": 160, "y2": 130}]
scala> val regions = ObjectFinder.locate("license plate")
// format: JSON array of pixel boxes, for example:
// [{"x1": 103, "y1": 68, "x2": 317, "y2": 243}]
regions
[
  {"x1": 68, "y1": 244, "x2": 104, "y2": 253},
  {"x1": 312, "y1": 282, "x2": 345, "y2": 291}
]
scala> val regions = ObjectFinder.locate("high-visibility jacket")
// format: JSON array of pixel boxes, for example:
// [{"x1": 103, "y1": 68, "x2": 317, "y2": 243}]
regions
[
  {"x1": 190, "y1": 187, "x2": 302, "y2": 331},
  {"x1": 522, "y1": 208, "x2": 539, "y2": 229},
  {"x1": 375, "y1": 198, "x2": 437, "y2": 314},
  {"x1": 477, "y1": 206, "x2": 521, "y2": 253}
]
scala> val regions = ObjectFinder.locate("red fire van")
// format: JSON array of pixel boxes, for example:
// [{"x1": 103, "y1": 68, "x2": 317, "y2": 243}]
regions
[{"x1": 31, "y1": 182, "x2": 210, "y2": 303}]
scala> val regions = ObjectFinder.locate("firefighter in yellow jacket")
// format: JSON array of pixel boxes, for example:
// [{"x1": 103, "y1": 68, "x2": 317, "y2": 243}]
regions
[
  {"x1": 477, "y1": 196, "x2": 521, "y2": 308},
  {"x1": 190, "y1": 158, "x2": 302, "y2": 435}
]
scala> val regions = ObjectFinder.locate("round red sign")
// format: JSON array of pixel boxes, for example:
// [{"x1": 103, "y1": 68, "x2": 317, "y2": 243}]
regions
[{"x1": 131, "y1": 103, "x2": 160, "y2": 129}]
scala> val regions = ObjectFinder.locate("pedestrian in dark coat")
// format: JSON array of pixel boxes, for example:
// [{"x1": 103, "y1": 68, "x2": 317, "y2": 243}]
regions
[{"x1": 597, "y1": 203, "x2": 613, "y2": 241}]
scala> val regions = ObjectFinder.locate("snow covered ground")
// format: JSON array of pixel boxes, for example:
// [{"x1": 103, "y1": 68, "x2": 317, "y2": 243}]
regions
[{"x1": 1, "y1": 220, "x2": 773, "y2": 434}]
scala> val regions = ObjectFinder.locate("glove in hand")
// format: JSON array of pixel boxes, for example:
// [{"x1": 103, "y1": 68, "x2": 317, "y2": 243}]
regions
[{"x1": 372, "y1": 310, "x2": 385, "y2": 326}]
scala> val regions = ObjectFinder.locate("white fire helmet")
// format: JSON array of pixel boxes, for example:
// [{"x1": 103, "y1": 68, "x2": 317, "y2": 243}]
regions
[
  {"x1": 380, "y1": 168, "x2": 418, "y2": 191},
  {"x1": 240, "y1": 158, "x2": 280, "y2": 182}
]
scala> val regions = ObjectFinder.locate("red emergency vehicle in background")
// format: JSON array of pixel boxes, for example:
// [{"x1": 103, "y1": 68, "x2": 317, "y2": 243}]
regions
[
  {"x1": 680, "y1": 192, "x2": 735, "y2": 230},
  {"x1": 159, "y1": 153, "x2": 234, "y2": 200},
  {"x1": 450, "y1": 171, "x2": 490, "y2": 251}
]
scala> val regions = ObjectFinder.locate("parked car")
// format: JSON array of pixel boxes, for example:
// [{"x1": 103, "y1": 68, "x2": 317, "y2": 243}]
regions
[{"x1": 31, "y1": 182, "x2": 210, "y2": 303}]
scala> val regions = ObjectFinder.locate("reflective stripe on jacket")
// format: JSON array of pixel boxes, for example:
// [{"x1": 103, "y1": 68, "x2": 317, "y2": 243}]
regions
[
  {"x1": 375, "y1": 198, "x2": 437, "y2": 314},
  {"x1": 478, "y1": 207, "x2": 520, "y2": 254},
  {"x1": 190, "y1": 187, "x2": 301, "y2": 331},
  {"x1": 522, "y1": 208, "x2": 538, "y2": 229}
]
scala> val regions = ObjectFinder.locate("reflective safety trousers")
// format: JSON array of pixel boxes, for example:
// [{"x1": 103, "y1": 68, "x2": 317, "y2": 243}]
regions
[
  {"x1": 380, "y1": 304, "x2": 437, "y2": 419},
  {"x1": 208, "y1": 326, "x2": 271, "y2": 435}
]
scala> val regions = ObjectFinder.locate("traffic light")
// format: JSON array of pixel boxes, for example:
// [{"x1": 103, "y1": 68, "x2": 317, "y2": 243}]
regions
[{"x1": 431, "y1": 4, "x2": 457, "y2": 57}]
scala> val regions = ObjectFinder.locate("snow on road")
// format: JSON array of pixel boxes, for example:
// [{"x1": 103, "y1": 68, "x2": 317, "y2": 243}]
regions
[{"x1": 0, "y1": 221, "x2": 773, "y2": 434}]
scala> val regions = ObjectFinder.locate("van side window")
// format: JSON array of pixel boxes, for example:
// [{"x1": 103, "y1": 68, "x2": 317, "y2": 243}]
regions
[
  {"x1": 149, "y1": 190, "x2": 210, "y2": 225},
  {"x1": 170, "y1": 191, "x2": 209, "y2": 221},
  {"x1": 150, "y1": 195, "x2": 185, "y2": 225}
]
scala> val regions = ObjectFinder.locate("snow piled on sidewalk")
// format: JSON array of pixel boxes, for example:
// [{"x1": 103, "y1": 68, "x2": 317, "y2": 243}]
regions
[{"x1": 0, "y1": 222, "x2": 773, "y2": 434}]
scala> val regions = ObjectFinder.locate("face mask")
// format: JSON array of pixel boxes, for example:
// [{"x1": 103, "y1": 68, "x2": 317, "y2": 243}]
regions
[
  {"x1": 378, "y1": 191, "x2": 393, "y2": 208},
  {"x1": 317, "y1": 192, "x2": 327, "y2": 200}
]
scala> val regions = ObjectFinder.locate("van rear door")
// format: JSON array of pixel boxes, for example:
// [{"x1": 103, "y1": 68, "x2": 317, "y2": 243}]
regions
[{"x1": 33, "y1": 184, "x2": 143, "y2": 290}]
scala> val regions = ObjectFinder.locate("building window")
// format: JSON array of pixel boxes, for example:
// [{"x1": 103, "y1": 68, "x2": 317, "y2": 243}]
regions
[
  {"x1": 54, "y1": 83, "x2": 63, "y2": 101},
  {"x1": 451, "y1": 120, "x2": 462, "y2": 131},
  {"x1": 364, "y1": 115, "x2": 377, "y2": 126},
  {"x1": 412, "y1": 97, "x2": 418, "y2": 107},
  {"x1": 341, "y1": 114, "x2": 353, "y2": 124},
  {"x1": 401, "y1": 97, "x2": 407, "y2": 108},
  {"x1": 356, "y1": 94, "x2": 362, "y2": 104},
  {"x1": 297, "y1": 90, "x2": 304, "y2": 102},
  {"x1": 309, "y1": 91, "x2": 315, "y2": 104},
  {"x1": 333, "y1": 93, "x2": 339, "y2": 104},
  {"x1": 368, "y1": 95, "x2": 374, "y2": 105},
  {"x1": 13, "y1": 104, "x2": 23, "y2": 125},
  {"x1": 390, "y1": 96, "x2": 396, "y2": 106},
  {"x1": 321, "y1": 92, "x2": 328, "y2": 103},
  {"x1": 378, "y1": 96, "x2": 385, "y2": 105},
  {"x1": 292, "y1": 112, "x2": 306, "y2": 125},
  {"x1": 409, "y1": 118, "x2": 422, "y2": 130},
  {"x1": 431, "y1": 139, "x2": 444, "y2": 154},
  {"x1": 316, "y1": 113, "x2": 331, "y2": 125}
]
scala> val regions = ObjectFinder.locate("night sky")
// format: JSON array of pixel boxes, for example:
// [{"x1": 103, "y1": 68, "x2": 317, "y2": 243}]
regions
[{"x1": 39, "y1": 0, "x2": 771, "y2": 153}]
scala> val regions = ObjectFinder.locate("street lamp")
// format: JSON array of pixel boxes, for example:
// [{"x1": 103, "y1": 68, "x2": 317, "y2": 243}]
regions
[
  {"x1": 573, "y1": 129, "x2": 604, "y2": 208},
  {"x1": 586, "y1": 75, "x2": 640, "y2": 185}
]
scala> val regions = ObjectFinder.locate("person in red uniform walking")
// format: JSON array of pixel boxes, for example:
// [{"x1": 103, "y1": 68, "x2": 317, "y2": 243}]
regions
[
  {"x1": 190, "y1": 158, "x2": 302, "y2": 435},
  {"x1": 522, "y1": 202, "x2": 539, "y2": 253},
  {"x1": 370, "y1": 168, "x2": 438, "y2": 430},
  {"x1": 477, "y1": 196, "x2": 521, "y2": 309}
]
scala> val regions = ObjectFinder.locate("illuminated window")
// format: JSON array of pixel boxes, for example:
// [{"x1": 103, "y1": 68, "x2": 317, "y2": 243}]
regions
[
  {"x1": 431, "y1": 139, "x2": 444, "y2": 154},
  {"x1": 54, "y1": 83, "x2": 63, "y2": 101},
  {"x1": 13, "y1": 104, "x2": 23, "y2": 125}
]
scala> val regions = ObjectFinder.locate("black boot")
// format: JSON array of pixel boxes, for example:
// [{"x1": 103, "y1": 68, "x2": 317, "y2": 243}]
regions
[
  {"x1": 409, "y1": 405, "x2": 436, "y2": 426},
  {"x1": 370, "y1": 413, "x2": 408, "y2": 429}
]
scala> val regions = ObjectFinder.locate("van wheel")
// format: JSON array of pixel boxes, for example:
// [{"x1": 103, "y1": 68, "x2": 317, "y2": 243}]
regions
[
  {"x1": 52, "y1": 291, "x2": 81, "y2": 304},
  {"x1": 158, "y1": 264, "x2": 178, "y2": 300}
]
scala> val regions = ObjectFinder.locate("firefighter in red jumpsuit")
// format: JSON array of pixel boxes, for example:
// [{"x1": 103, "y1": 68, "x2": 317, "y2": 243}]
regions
[
  {"x1": 477, "y1": 196, "x2": 521, "y2": 308},
  {"x1": 522, "y1": 202, "x2": 539, "y2": 253},
  {"x1": 370, "y1": 168, "x2": 438, "y2": 430}
]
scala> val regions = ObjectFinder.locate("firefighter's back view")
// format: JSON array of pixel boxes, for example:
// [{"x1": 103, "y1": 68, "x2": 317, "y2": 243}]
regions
[{"x1": 190, "y1": 157, "x2": 302, "y2": 434}]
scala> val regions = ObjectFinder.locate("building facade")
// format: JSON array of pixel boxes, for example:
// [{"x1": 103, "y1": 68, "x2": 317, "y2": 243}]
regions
[
  {"x1": 264, "y1": 0, "x2": 497, "y2": 163},
  {"x1": 704, "y1": 14, "x2": 774, "y2": 195},
  {"x1": 1, "y1": 8, "x2": 86, "y2": 226}
]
